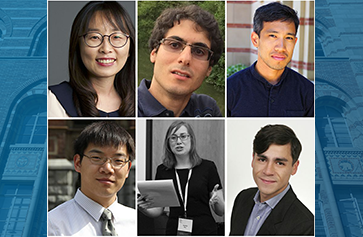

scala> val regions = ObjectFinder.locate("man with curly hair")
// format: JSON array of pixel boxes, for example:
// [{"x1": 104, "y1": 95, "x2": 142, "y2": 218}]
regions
[{"x1": 138, "y1": 5, "x2": 223, "y2": 117}]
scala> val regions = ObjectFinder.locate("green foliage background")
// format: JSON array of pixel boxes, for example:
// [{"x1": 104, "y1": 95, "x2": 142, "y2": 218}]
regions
[{"x1": 138, "y1": 1, "x2": 225, "y2": 114}]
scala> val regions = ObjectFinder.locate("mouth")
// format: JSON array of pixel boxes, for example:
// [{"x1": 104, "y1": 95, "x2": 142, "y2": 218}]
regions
[
  {"x1": 271, "y1": 54, "x2": 287, "y2": 61},
  {"x1": 260, "y1": 178, "x2": 276, "y2": 184},
  {"x1": 175, "y1": 146, "x2": 184, "y2": 152},
  {"x1": 96, "y1": 58, "x2": 116, "y2": 65},
  {"x1": 171, "y1": 70, "x2": 191, "y2": 79},
  {"x1": 97, "y1": 178, "x2": 115, "y2": 184}
]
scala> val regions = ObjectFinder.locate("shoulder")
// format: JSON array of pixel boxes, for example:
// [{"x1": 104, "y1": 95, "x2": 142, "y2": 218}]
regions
[
  {"x1": 279, "y1": 187, "x2": 314, "y2": 221},
  {"x1": 228, "y1": 66, "x2": 252, "y2": 85},
  {"x1": 48, "y1": 90, "x2": 69, "y2": 117},
  {"x1": 48, "y1": 199, "x2": 75, "y2": 219},
  {"x1": 236, "y1": 187, "x2": 258, "y2": 199},
  {"x1": 199, "y1": 159, "x2": 216, "y2": 168},
  {"x1": 114, "y1": 203, "x2": 136, "y2": 217},
  {"x1": 189, "y1": 93, "x2": 221, "y2": 117},
  {"x1": 49, "y1": 81, "x2": 73, "y2": 93},
  {"x1": 286, "y1": 68, "x2": 314, "y2": 88}
]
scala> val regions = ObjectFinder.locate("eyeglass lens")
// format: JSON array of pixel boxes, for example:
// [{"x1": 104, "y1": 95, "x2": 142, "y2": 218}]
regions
[
  {"x1": 84, "y1": 32, "x2": 128, "y2": 48},
  {"x1": 161, "y1": 38, "x2": 212, "y2": 61},
  {"x1": 170, "y1": 133, "x2": 190, "y2": 142}
]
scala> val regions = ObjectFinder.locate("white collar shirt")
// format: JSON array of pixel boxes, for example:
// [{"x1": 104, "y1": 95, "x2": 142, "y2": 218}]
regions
[{"x1": 48, "y1": 189, "x2": 136, "y2": 236}]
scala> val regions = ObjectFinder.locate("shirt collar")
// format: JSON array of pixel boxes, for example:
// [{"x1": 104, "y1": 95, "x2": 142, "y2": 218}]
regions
[
  {"x1": 251, "y1": 61, "x2": 289, "y2": 87},
  {"x1": 74, "y1": 189, "x2": 118, "y2": 222},
  {"x1": 253, "y1": 184, "x2": 291, "y2": 209},
  {"x1": 138, "y1": 79, "x2": 193, "y2": 117}
]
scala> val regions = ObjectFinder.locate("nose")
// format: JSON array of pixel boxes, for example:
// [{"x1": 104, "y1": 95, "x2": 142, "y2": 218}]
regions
[
  {"x1": 274, "y1": 38, "x2": 286, "y2": 51},
  {"x1": 99, "y1": 36, "x2": 113, "y2": 53},
  {"x1": 99, "y1": 158, "x2": 115, "y2": 173},
  {"x1": 177, "y1": 45, "x2": 192, "y2": 65},
  {"x1": 263, "y1": 162, "x2": 274, "y2": 176}
]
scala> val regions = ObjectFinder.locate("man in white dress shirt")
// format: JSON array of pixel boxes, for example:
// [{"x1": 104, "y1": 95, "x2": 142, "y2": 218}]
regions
[{"x1": 48, "y1": 121, "x2": 136, "y2": 236}]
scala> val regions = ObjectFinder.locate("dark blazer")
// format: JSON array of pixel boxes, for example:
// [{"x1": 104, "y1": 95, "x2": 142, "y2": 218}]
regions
[{"x1": 230, "y1": 187, "x2": 314, "y2": 236}]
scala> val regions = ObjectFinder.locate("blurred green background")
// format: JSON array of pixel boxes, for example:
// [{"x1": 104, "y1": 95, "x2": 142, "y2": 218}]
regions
[{"x1": 138, "y1": 1, "x2": 225, "y2": 116}]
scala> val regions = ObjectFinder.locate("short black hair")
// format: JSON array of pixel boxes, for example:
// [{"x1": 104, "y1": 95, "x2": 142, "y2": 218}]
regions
[
  {"x1": 74, "y1": 121, "x2": 135, "y2": 162},
  {"x1": 148, "y1": 4, "x2": 223, "y2": 66},
  {"x1": 253, "y1": 124, "x2": 302, "y2": 164},
  {"x1": 253, "y1": 2, "x2": 299, "y2": 37}
]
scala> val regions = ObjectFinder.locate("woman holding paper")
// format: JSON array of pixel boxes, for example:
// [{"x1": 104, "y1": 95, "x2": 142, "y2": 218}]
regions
[{"x1": 138, "y1": 121, "x2": 224, "y2": 235}]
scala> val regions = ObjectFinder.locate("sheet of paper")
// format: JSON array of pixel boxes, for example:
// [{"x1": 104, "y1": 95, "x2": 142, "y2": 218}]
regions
[{"x1": 138, "y1": 180, "x2": 180, "y2": 208}]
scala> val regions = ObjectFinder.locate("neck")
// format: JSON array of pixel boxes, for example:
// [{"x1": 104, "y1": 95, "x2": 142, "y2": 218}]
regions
[
  {"x1": 80, "y1": 188, "x2": 116, "y2": 208},
  {"x1": 175, "y1": 155, "x2": 192, "y2": 169},
  {"x1": 149, "y1": 79, "x2": 191, "y2": 117},
  {"x1": 90, "y1": 77, "x2": 121, "y2": 112},
  {"x1": 255, "y1": 60, "x2": 285, "y2": 85}
]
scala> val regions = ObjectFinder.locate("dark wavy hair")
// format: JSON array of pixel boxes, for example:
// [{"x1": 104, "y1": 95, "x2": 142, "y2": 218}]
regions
[
  {"x1": 253, "y1": 124, "x2": 302, "y2": 165},
  {"x1": 69, "y1": 1, "x2": 135, "y2": 117},
  {"x1": 162, "y1": 121, "x2": 202, "y2": 169},
  {"x1": 253, "y1": 2, "x2": 299, "y2": 37},
  {"x1": 74, "y1": 121, "x2": 135, "y2": 162},
  {"x1": 148, "y1": 4, "x2": 223, "y2": 66}
]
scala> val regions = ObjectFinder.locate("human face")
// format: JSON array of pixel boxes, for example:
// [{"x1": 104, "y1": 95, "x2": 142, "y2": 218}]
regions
[
  {"x1": 74, "y1": 143, "x2": 131, "y2": 207},
  {"x1": 169, "y1": 125, "x2": 191, "y2": 157},
  {"x1": 80, "y1": 12, "x2": 130, "y2": 81},
  {"x1": 252, "y1": 21, "x2": 297, "y2": 74},
  {"x1": 149, "y1": 19, "x2": 212, "y2": 98},
  {"x1": 252, "y1": 143, "x2": 299, "y2": 203}
]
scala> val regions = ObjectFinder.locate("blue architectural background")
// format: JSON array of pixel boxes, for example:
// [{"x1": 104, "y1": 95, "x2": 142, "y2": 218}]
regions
[
  {"x1": 0, "y1": 0, "x2": 47, "y2": 236},
  {"x1": 315, "y1": 0, "x2": 363, "y2": 236}
]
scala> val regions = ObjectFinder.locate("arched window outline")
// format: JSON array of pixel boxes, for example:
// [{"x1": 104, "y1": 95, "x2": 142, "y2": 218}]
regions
[
  {"x1": 316, "y1": 103, "x2": 353, "y2": 148},
  {"x1": 0, "y1": 80, "x2": 47, "y2": 237}
]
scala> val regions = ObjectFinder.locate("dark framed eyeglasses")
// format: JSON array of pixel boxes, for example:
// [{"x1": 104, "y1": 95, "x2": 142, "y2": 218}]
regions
[
  {"x1": 82, "y1": 32, "x2": 129, "y2": 48},
  {"x1": 83, "y1": 154, "x2": 130, "y2": 169},
  {"x1": 169, "y1": 133, "x2": 190, "y2": 143},
  {"x1": 159, "y1": 38, "x2": 213, "y2": 61}
]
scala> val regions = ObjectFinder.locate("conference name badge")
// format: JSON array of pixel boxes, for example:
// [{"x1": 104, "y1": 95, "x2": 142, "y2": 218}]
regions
[{"x1": 177, "y1": 217, "x2": 193, "y2": 236}]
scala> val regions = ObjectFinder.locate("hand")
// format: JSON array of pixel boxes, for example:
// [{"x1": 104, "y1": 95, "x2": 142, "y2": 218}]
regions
[
  {"x1": 137, "y1": 194, "x2": 154, "y2": 211},
  {"x1": 209, "y1": 184, "x2": 220, "y2": 206}
]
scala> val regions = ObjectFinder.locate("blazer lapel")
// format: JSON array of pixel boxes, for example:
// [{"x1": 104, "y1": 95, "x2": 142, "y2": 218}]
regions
[{"x1": 257, "y1": 188, "x2": 296, "y2": 235}]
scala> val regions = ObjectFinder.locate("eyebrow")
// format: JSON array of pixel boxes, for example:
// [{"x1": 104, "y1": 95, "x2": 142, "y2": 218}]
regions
[
  {"x1": 167, "y1": 35, "x2": 210, "y2": 48},
  {"x1": 265, "y1": 30, "x2": 296, "y2": 37},
  {"x1": 256, "y1": 154, "x2": 289, "y2": 162},
  {"x1": 87, "y1": 28, "x2": 121, "y2": 32},
  {"x1": 87, "y1": 149, "x2": 127, "y2": 157}
]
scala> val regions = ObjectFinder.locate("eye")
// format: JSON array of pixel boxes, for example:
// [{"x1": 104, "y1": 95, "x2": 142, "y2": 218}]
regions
[
  {"x1": 168, "y1": 40, "x2": 183, "y2": 50},
  {"x1": 91, "y1": 156, "x2": 102, "y2": 161},
  {"x1": 87, "y1": 33, "x2": 101, "y2": 41},
  {"x1": 276, "y1": 162, "x2": 285, "y2": 166},
  {"x1": 170, "y1": 135, "x2": 177, "y2": 141},
  {"x1": 192, "y1": 47, "x2": 207, "y2": 57},
  {"x1": 112, "y1": 34, "x2": 124, "y2": 41},
  {"x1": 258, "y1": 158, "x2": 266, "y2": 162},
  {"x1": 286, "y1": 36, "x2": 295, "y2": 40},
  {"x1": 269, "y1": 34, "x2": 277, "y2": 38},
  {"x1": 114, "y1": 157, "x2": 127, "y2": 164},
  {"x1": 180, "y1": 134, "x2": 187, "y2": 140}
]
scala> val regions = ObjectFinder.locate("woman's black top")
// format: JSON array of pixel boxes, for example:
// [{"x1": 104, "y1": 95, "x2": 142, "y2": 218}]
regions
[
  {"x1": 155, "y1": 159, "x2": 222, "y2": 235},
  {"x1": 49, "y1": 81, "x2": 119, "y2": 117}
]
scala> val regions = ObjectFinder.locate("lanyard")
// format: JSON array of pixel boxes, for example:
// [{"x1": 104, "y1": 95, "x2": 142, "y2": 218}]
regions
[{"x1": 175, "y1": 169, "x2": 192, "y2": 218}]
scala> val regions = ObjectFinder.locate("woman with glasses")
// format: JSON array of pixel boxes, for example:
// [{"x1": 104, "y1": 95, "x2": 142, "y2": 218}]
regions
[
  {"x1": 48, "y1": 1, "x2": 135, "y2": 117},
  {"x1": 138, "y1": 121, "x2": 225, "y2": 235}
]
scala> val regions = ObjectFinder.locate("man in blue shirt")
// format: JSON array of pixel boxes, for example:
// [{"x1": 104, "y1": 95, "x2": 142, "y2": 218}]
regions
[
  {"x1": 138, "y1": 5, "x2": 223, "y2": 117},
  {"x1": 230, "y1": 124, "x2": 314, "y2": 235},
  {"x1": 227, "y1": 2, "x2": 314, "y2": 117}
]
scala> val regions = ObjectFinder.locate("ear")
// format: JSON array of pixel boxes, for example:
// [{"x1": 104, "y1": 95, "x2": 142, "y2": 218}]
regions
[
  {"x1": 74, "y1": 154, "x2": 82, "y2": 173},
  {"x1": 125, "y1": 161, "x2": 132, "y2": 178},
  {"x1": 251, "y1": 153, "x2": 255, "y2": 168},
  {"x1": 206, "y1": 66, "x2": 212, "y2": 77},
  {"x1": 291, "y1": 160, "x2": 299, "y2": 176},
  {"x1": 251, "y1": 31, "x2": 259, "y2": 48},
  {"x1": 150, "y1": 48, "x2": 157, "y2": 63},
  {"x1": 294, "y1": 37, "x2": 298, "y2": 45}
]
